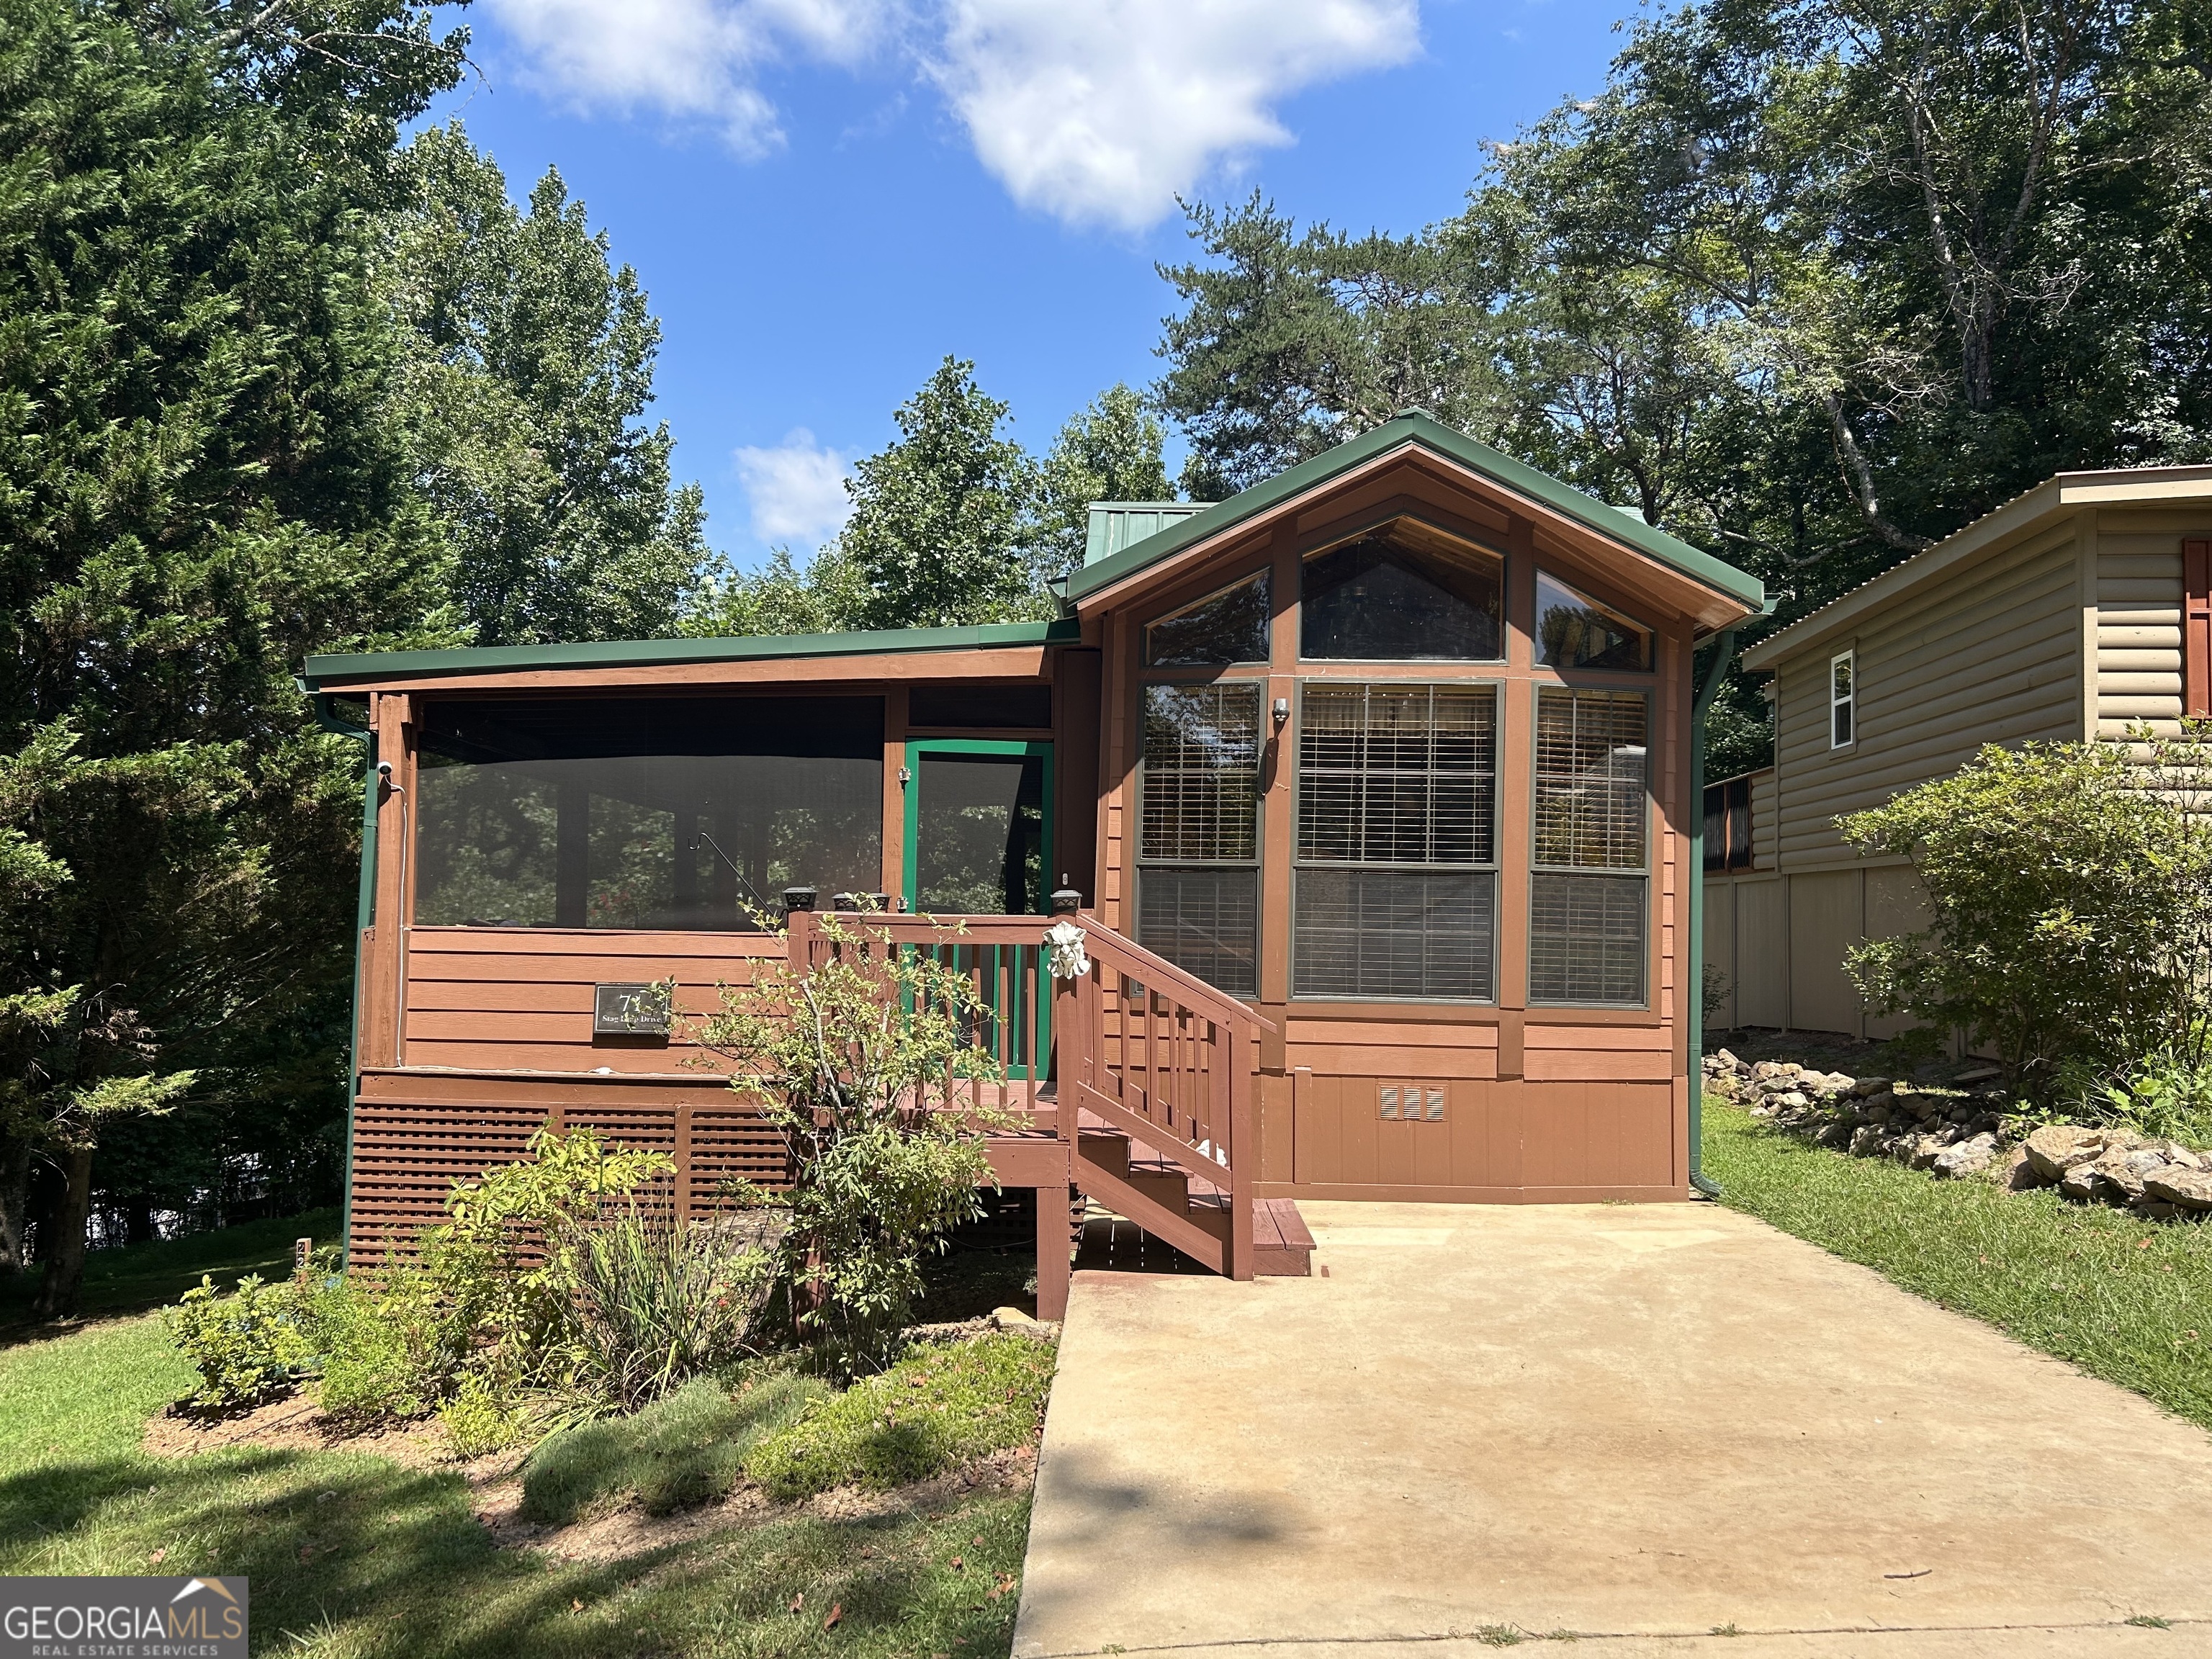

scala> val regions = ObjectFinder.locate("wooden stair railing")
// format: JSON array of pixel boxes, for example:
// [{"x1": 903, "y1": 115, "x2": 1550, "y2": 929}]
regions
[
  {"x1": 1055, "y1": 911, "x2": 1274, "y2": 1281},
  {"x1": 785, "y1": 906, "x2": 1275, "y2": 1280}
]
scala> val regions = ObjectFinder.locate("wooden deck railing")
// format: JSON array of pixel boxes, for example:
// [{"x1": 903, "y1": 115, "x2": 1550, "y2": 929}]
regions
[
  {"x1": 784, "y1": 909, "x2": 1056, "y2": 1121},
  {"x1": 783, "y1": 905, "x2": 1274, "y2": 1279},
  {"x1": 1054, "y1": 910, "x2": 1274, "y2": 1280}
]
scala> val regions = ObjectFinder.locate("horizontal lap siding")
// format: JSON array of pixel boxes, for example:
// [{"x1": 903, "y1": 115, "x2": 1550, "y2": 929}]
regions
[
  {"x1": 1774, "y1": 526, "x2": 2080, "y2": 867},
  {"x1": 401, "y1": 928, "x2": 778, "y2": 1074}
]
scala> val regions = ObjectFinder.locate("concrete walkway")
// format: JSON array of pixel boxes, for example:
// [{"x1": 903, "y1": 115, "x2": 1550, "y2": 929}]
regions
[{"x1": 1013, "y1": 1200, "x2": 2212, "y2": 1659}]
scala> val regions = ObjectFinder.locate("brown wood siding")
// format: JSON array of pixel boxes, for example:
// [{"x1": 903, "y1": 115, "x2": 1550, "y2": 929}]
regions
[
  {"x1": 1278, "y1": 1076, "x2": 1675, "y2": 1197},
  {"x1": 1772, "y1": 524, "x2": 2080, "y2": 868},
  {"x1": 397, "y1": 928, "x2": 778, "y2": 1074}
]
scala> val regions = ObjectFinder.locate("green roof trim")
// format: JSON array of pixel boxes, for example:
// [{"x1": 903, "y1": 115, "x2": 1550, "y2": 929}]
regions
[
  {"x1": 299, "y1": 617, "x2": 1082, "y2": 689},
  {"x1": 1064, "y1": 411, "x2": 1764, "y2": 611}
]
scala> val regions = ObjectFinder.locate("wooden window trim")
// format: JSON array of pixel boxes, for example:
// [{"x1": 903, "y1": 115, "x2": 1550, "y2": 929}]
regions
[
  {"x1": 1287, "y1": 677, "x2": 1503, "y2": 1005},
  {"x1": 2185, "y1": 539, "x2": 2211, "y2": 721}
]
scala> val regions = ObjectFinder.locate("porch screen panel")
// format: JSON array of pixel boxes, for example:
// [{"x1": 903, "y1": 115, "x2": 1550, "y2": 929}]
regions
[
  {"x1": 415, "y1": 696, "x2": 882, "y2": 931},
  {"x1": 1136, "y1": 683, "x2": 1262, "y2": 997},
  {"x1": 1292, "y1": 683, "x2": 1498, "y2": 1000},
  {"x1": 1530, "y1": 688, "x2": 1649, "y2": 1004}
]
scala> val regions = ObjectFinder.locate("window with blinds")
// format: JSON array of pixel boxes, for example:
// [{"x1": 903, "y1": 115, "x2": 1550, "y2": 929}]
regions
[
  {"x1": 1137, "y1": 683, "x2": 1262, "y2": 996},
  {"x1": 1292, "y1": 683, "x2": 1498, "y2": 1000},
  {"x1": 1531, "y1": 687, "x2": 1648, "y2": 1004}
]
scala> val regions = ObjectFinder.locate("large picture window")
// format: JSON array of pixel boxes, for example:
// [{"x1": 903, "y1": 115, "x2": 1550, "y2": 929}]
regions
[
  {"x1": 1530, "y1": 688, "x2": 1647, "y2": 1004},
  {"x1": 1136, "y1": 683, "x2": 1262, "y2": 996},
  {"x1": 1293, "y1": 683, "x2": 1498, "y2": 1001},
  {"x1": 414, "y1": 696, "x2": 883, "y2": 930}
]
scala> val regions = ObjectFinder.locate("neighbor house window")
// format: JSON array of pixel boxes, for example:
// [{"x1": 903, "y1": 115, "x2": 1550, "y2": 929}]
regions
[
  {"x1": 413, "y1": 696, "x2": 883, "y2": 930},
  {"x1": 2185, "y1": 539, "x2": 2210, "y2": 720},
  {"x1": 1535, "y1": 570, "x2": 1653, "y2": 670},
  {"x1": 1530, "y1": 688, "x2": 1648, "y2": 1004},
  {"x1": 1302, "y1": 518, "x2": 1504, "y2": 661},
  {"x1": 1830, "y1": 651, "x2": 1855, "y2": 747},
  {"x1": 1293, "y1": 683, "x2": 1498, "y2": 1000},
  {"x1": 1144, "y1": 570, "x2": 1269, "y2": 666},
  {"x1": 1136, "y1": 683, "x2": 1262, "y2": 996}
]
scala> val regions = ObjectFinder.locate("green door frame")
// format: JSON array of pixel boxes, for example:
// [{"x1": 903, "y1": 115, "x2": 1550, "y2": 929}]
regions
[
  {"x1": 902, "y1": 738, "x2": 1056, "y2": 1083},
  {"x1": 901, "y1": 738, "x2": 1056, "y2": 916}
]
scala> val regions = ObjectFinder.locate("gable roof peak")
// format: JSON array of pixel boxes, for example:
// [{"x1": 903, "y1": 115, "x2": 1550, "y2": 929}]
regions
[{"x1": 1064, "y1": 409, "x2": 1764, "y2": 623}]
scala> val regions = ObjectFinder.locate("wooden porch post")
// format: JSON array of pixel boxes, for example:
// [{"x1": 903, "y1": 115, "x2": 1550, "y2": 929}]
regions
[{"x1": 1034, "y1": 1182, "x2": 1071, "y2": 1320}]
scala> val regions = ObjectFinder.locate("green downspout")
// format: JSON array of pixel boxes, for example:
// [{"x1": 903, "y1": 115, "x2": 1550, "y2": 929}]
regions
[
  {"x1": 308, "y1": 690, "x2": 378, "y2": 1259},
  {"x1": 1687, "y1": 627, "x2": 1740, "y2": 1200}
]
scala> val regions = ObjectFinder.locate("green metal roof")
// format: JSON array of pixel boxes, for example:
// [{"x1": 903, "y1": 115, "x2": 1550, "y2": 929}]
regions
[
  {"x1": 1084, "y1": 502, "x2": 1210, "y2": 565},
  {"x1": 1064, "y1": 410, "x2": 1765, "y2": 612},
  {"x1": 298, "y1": 617, "x2": 1082, "y2": 690}
]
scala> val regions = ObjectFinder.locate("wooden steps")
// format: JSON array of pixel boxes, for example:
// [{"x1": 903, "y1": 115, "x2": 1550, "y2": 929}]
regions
[{"x1": 1071, "y1": 1111, "x2": 1312, "y2": 1278}]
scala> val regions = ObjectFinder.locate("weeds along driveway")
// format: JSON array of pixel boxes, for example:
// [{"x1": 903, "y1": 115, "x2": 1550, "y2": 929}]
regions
[{"x1": 1012, "y1": 1201, "x2": 2212, "y2": 1658}]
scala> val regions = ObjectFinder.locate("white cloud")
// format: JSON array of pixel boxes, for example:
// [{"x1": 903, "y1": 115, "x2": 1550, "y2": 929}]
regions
[
  {"x1": 934, "y1": 0, "x2": 1421, "y2": 230},
  {"x1": 483, "y1": 0, "x2": 902, "y2": 153},
  {"x1": 735, "y1": 430, "x2": 855, "y2": 546},
  {"x1": 482, "y1": 0, "x2": 1421, "y2": 225}
]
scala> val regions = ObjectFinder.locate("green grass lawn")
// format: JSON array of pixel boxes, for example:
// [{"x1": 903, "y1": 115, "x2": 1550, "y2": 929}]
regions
[
  {"x1": 0, "y1": 1207, "x2": 343, "y2": 1337},
  {"x1": 1706, "y1": 1101, "x2": 2212, "y2": 1431},
  {"x1": 0, "y1": 1258, "x2": 1040, "y2": 1658}
]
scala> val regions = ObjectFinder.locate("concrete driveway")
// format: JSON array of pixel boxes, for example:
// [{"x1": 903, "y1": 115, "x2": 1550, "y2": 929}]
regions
[{"x1": 1012, "y1": 1200, "x2": 2212, "y2": 1659}]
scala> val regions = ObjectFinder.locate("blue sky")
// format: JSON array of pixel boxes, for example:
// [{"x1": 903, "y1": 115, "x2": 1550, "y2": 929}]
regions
[{"x1": 424, "y1": 0, "x2": 1642, "y2": 570}]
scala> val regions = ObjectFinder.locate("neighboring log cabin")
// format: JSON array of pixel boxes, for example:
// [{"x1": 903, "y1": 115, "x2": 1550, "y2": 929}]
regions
[
  {"x1": 1705, "y1": 464, "x2": 2212, "y2": 1038},
  {"x1": 300, "y1": 411, "x2": 1767, "y2": 1315}
]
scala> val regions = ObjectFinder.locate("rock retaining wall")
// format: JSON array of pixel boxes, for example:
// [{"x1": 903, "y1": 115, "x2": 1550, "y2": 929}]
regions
[{"x1": 1703, "y1": 1051, "x2": 2212, "y2": 1221}]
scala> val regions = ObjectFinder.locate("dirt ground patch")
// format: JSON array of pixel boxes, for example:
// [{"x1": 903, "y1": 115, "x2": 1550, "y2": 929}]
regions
[{"x1": 143, "y1": 1382, "x2": 1041, "y2": 1570}]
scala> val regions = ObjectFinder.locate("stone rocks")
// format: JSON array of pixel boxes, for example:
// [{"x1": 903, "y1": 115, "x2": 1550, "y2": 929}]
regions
[
  {"x1": 1933, "y1": 1133, "x2": 2000, "y2": 1179},
  {"x1": 2023, "y1": 1125, "x2": 2108, "y2": 1182},
  {"x1": 1727, "y1": 1047, "x2": 2211, "y2": 1227},
  {"x1": 2145, "y1": 1166, "x2": 2212, "y2": 1211}
]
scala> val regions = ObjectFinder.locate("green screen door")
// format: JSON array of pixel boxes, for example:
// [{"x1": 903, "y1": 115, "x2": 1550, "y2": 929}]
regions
[{"x1": 904, "y1": 741, "x2": 1051, "y2": 915}]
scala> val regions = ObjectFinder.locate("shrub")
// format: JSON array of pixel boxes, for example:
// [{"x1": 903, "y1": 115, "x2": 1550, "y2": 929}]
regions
[
  {"x1": 308, "y1": 1267, "x2": 465, "y2": 1423},
  {"x1": 567, "y1": 1207, "x2": 781, "y2": 1411},
  {"x1": 692, "y1": 912, "x2": 1010, "y2": 1370},
  {"x1": 520, "y1": 1368, "x2": 828, "y2": 1524},
  {"x1": 439, "y1": 1372, "x2": 525, "y2": 1457},
  {"x1": 1840, "y1": 732, "x2": 2212, "y2": 1102},
  {"x1": 742, "y1": 1332, "x2": 1056, "y2": 1500},
  {"x1": 166, "y1": 1273, "x2": 315, "y2": 1411}
]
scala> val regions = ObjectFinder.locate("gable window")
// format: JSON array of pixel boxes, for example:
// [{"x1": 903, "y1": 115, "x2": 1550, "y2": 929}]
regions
[
  {"x1": 1535, "y1": 570, "x2": 1653, "y2": 670},
  {"x1": 1530, "y1": 688, "x2": 1648, "y2": 1004},
  {"x1": 1292, "y1": 683, "x2": 1498, "y2": 1001},
  {"x1": 1136, "y1": 683, "x2": 1262, "y2": 996},
  {"x1": 1302, "y1": 518, "x2": 1503, "y2": 661},
  {"x1": 1144, "y1": 569, "x2": 1270, "y2": 667},
  {"x1": 2186, "y1": 539, "x2": 2210, "y2": 720},
  {"x1": 1830, "y1": 651, "x2": 1856, "y2": 747}
]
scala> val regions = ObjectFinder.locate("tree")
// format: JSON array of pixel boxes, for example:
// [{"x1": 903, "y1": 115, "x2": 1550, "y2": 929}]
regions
[
  {"x1": 384, "y1": 123, "x2": 710, "y2": 646},
  {"x1": 837, "y1": 358, "x2": 1043, "y2": 630},
  {"x1": 1030, "y1": 384, "x2": 1176, "y2": 585},
  {"x1": 1150, "y1": 0, "x2": 2212, "y2": 773},
  {"x1": 0, "y1": 0, "x2": 467, "y2": 1311}
]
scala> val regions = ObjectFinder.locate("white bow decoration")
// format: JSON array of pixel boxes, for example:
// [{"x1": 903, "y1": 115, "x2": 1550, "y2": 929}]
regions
[{"x1": 1043, "y1": 920, "x2": 1091, "y2": 980}]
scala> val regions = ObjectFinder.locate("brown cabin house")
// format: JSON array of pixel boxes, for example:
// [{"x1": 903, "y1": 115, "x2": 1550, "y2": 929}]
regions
[{"x1": 301, "y1": 413, "x2": 1767, "y2": 1317}]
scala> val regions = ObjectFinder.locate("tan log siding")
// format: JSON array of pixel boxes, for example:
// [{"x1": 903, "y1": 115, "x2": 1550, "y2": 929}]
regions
[
  {"x1": 1750, "y1": 766, "x2": 1777, "y2": 868},
  {"x1": 2095, "y1": 511, "x2": 2200, "y2": 738},
  {"x1": 1773, "y1": 525, "x2": 2080, "y2": 866}
]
